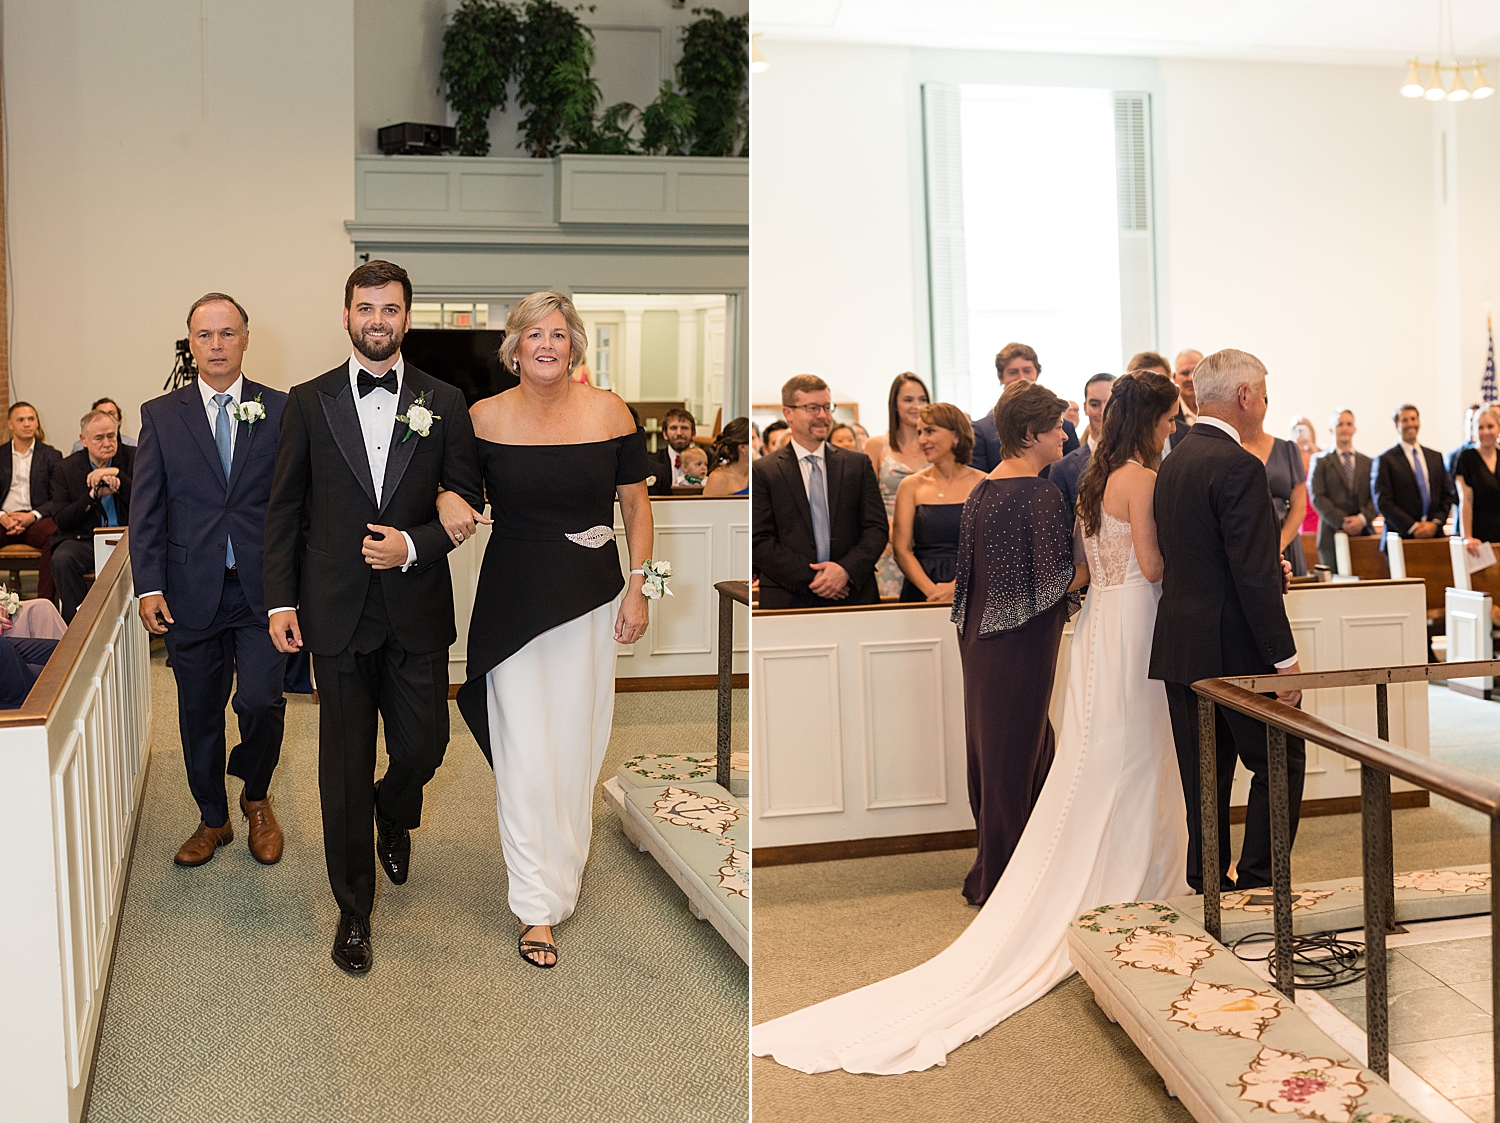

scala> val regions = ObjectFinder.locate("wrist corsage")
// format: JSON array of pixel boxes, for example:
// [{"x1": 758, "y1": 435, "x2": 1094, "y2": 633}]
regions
[
  {"x1": 232, "y1": 392, "x2": 266, "y2": 429},
  {"x1": 397, "y1": 391, "x2": 441, "y2": 442},
  {"x1": 632, "y1": 559, "x2": 673, "y2": 599}
]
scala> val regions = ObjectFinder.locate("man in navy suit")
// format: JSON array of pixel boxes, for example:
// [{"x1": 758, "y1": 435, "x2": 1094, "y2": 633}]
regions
[
  {"x1": 130, "y1": 293, "x2": 289, "y2": 868},
  {"x1": 971, "y1": 343, "x2": 1078, "y2": 472},
  {"x1": 1047, "y1": 372, "x2": 1116, "y2": 519},
  {"x1": 1372, "y1": 404, "x2": 1457, "y2": 539}
]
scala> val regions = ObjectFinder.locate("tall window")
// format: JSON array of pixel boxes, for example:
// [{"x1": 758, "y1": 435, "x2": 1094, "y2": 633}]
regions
[{"x1": 924, "y1": 84, "x2": 1155, "y2": 414}]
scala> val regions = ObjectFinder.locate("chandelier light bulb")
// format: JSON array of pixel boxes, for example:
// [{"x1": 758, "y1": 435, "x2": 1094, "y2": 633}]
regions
[
  {"x1": 1425, "y1": 63, "x2": 1449, "y2": 100},
  {"x1": 750, "y1": 33, "x2": 769, "y2": 74},
  {"x1": 1449, "y1": 66, "x2": 1471, "y2": 100},
  {"x1": 1402, "y1": 60, "x2": 1426, "y2": 97},
  {"x1": 1473, "y1": 64, "x2": 1494, "y2": 99}
]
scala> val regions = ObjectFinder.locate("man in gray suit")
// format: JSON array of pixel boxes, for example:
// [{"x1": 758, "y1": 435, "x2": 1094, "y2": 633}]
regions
[{"x1": 1307, "y1": 408, "x2": 1378, "y2": 569}]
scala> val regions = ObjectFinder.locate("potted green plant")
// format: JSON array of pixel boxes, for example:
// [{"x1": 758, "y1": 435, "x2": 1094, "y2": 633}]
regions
[{"x1": 440, "y1": 0, "x2": 524, "y2": 156}]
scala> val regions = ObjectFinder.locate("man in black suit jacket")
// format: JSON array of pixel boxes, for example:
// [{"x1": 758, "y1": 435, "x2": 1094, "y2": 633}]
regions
[
  {"x1": 0, "y1": 401, "x2": 63, "y2": 602},
  {"x1": 131, "y1": 293, "x2": 291, "y2": 869},
  {"x1": 647, "y1": 407, "x2": 696, "y2": 495},
  {"x1": 265, "y1": 261, "x2": 483, "y2": 975},
  {"x1": 1150, "y1": 349, "x2": 1305, "y2": 893},
  {"x1": 753, "y1": 374, "x2": 887, "y2": 608},
  {"x1": 971, "y1": 343, "x2": 1078, "y2": 472},
  {"x1": 51, "y1": 410, "x2": 134, "y2": 622},
  {"x1": 1307, "y1": 409, "x2": 1378, "y2": 569},
  {"x1": 1372, "y1": 404, "x2": 1456, "y2": 539}
]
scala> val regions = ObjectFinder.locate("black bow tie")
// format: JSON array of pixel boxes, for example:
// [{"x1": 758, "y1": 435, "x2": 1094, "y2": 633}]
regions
[{"x1": 357, "y1": 369, "x2": 397, "y2": 398}]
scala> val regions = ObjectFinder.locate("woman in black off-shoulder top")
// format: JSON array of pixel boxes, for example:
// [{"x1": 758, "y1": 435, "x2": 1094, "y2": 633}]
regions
[{"x1": 445, "y1": 291, "x2": 655, "y2": 970}]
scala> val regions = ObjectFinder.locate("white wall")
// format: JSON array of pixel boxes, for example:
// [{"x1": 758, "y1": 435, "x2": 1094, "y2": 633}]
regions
[
  {"x1": 750, "y1": 41, "x2": 1500, "y2": 451},
  {"x1": 749, "y1": 41, "x2": 920, "y2": 422},
  {"x1": 4, "y1": 1, "x2": 357, "y2": 438}
]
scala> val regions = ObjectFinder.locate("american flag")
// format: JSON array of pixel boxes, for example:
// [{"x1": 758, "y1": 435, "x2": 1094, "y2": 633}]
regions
[{"x1": 1486, "y1": 313, "x2": 1498, "y2": 404}]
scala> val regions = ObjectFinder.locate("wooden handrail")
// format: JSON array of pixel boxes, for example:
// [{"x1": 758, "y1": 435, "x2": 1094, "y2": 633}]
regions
[
  {"x1": 1192, "y1": 675, "x2": 1500, "y2": 815},
  {"x1": 1222, "y1": 658, "x2": 1500, "y2": 693},
  {"x1": 0, "y1": 528, "x2": 131, "y2": 728},
  {"x1": 713, "y1": 579, "x2": 750, "y2": 607}
]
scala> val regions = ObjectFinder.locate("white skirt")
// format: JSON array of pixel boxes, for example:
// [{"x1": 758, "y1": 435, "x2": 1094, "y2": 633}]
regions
[{"x1": 485, "y1": 602, "x2": 617, "y2": 926}]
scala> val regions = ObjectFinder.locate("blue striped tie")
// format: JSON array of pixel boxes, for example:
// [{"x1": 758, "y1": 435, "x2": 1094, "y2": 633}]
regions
[
  {"x1": 807, "y1": 454, "x2": 831, "y2": 564},
  {"x1": 214, "y1": 393, "x2": 236, "y2": 568}
]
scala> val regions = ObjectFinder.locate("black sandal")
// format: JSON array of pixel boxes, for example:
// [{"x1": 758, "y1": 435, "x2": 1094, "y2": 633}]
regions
[{"x1": 518, "y1": 924, "x2": 558, "y2": 969}]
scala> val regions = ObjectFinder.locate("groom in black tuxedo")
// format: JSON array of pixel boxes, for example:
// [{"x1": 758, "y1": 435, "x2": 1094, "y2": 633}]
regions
[
  {"x1": 264, "y1": 260, "x2": 483, "y2": 975},
  {"x1": 1150, "y1": 348, "x2": 1305, "y2": 894}
]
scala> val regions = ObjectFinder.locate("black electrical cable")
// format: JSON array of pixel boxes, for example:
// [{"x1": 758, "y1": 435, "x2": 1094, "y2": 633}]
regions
[{"x1": 1229, "y1": 930, "x2": 1368, "y2": 990}]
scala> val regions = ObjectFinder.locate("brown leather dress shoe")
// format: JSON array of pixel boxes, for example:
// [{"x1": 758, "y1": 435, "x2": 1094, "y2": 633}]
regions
[
  {"x1": 174, "y1": 820, "x2": 233, "y2": 866},
  {"x1": 240, "y1": 791, "x2": 284, "y2": 865}
]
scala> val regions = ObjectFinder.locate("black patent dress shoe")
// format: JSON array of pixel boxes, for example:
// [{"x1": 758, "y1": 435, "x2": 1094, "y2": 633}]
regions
[
  {"x1": 373, "y1": 780, "x2": 411, "y2": 886},
  {"x1": 332, "y1": 911, "x2": 372, "y2": 976}
]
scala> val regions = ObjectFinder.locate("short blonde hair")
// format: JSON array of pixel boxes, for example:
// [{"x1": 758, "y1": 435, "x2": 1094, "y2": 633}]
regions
[{"x1": 499, "y1": 291, "x2": 588, "y2": 374}]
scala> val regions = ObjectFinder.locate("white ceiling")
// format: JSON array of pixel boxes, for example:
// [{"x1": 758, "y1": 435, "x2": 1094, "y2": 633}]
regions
[{"x1": 752, "y1": 0, "x2": 1500, "y2": 65}]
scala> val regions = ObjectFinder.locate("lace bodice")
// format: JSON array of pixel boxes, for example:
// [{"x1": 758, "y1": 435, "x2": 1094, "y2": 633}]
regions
[{"x1": 1084, "y1": 510, "x2": 1141, "y2": 588}]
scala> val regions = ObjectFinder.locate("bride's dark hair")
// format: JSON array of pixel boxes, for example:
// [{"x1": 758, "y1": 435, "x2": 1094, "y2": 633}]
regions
[{"x1": 1075, "y1": 370, "x2": 1180, "y2": 538}]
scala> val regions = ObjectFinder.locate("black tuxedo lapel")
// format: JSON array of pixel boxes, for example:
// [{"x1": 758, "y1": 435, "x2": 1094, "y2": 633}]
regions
[
  {"x1": 825, "y1": 445, "x2": 846, "y2": 525},
  {"x1": 318, "y1": 374, "x2": 379, "y2": 509},
  {"x1": 178, "y1": 384, "x2": 229, "y2": 490},
  {"x1": 776, "y1": 446, "x2": 815, "y2": 537},
  {"x1": 378, "y1": 370, "x2": 424, "y2": 517}
]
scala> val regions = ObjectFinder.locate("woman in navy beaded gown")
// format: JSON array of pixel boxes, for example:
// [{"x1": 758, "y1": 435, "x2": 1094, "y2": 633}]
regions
[{"x1": 447, "y1": 291, "x2": 655, "y2": 970}]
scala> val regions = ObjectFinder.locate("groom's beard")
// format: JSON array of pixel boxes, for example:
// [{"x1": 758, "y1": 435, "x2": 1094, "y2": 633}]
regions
[{"x1": 350, "y1": 323, "x2": 403, "y2": 363}]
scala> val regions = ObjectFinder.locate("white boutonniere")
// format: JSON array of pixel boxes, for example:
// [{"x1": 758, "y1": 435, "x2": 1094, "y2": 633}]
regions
[
  {"x1": 231, "y1": 392, "x2": 266, "y2": 429},
  {"x1": 397, "y1": 391, "x2": 441, "y2": 442},
  {"x1": 635, "y1": 559, "x2": 673, "y2": 599},
  {"x1": 0, "y1": 584, "x2": 19, "y2": 617}
]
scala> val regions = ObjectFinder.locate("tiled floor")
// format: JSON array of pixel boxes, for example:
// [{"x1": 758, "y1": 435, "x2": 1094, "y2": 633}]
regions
[{"x1": 1321, "y1": 932, "x2": 1494, "y2": 1123}]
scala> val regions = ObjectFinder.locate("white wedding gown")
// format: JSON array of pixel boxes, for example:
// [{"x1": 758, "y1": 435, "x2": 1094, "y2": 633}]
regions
[{"x1": 752, "y1": 511, "x2": 1190, "y2": 1075}]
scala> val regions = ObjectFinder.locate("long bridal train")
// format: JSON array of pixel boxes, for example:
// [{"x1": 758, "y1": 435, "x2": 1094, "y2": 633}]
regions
[{"x1": 752, "y1": 513, "x2": 1188, "y2": 1075}]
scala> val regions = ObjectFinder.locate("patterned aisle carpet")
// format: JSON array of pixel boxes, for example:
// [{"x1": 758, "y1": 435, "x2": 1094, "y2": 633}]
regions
[{"x1": 87, "y1": 649, "x2": 747, "y2": 1123}]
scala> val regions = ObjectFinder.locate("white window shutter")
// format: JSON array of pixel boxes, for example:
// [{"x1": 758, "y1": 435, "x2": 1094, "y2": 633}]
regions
[
  {"x1": 1113, "y1": 92, "x2": 1156, "y2": 365},
  {"x1": 923, "y1": 84, "x2": 971, "y2": 413}
]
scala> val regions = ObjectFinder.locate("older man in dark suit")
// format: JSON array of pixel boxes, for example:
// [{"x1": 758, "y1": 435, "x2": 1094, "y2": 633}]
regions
[
  {"x1": 131, "y1": 292, "x2": 290, "y2": 869},
  {"x1": 1372, "y1": 404, "x2": 1456, "y2": 539},
  {"x1": 50, "y1": 409, "x2": 134, "y2": 622},
  {"x1": 971, "y1": 343, "x2": 1078, "y2": 472},
  {"x1": 0, "y1": 401, "x2": 63, "y2": 603},
  {"x1": 753, "y1": 374, "x2": 887, "y2": 608},
  {"x1": 1307, "y1": 409, "x2": 1378, "y2": 569}
]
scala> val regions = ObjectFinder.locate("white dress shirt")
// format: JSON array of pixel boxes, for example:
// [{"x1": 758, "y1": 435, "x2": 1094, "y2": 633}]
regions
[
  {"x1": 792, "y1": 438, "x2": 829, "y2": 501},
  {"x1": 3, "y1": 440, "x2": 40, "y2": 515},
  {"x1": 347, "y1": 355, "x2": 417, "y2": 570},
  {"x1": 199, "y1": 373, "x2": 245, "y2": 458}
]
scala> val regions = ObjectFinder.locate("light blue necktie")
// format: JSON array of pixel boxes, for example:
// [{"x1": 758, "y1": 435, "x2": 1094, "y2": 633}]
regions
[
  {"x1": 806, "y1": 454, "x2": 831, "y2": 564},
  {"x1": 1410, "y1": 446, "x2": 1430, "y2": 520},
  {"x1": 214, "y1": 393, "x2": 236, "y2": 568}
]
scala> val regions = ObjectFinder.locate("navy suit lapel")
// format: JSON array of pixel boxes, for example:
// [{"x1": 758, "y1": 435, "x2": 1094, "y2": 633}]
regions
[
  {"x1": 226, "y1": 379, "x2": 263, "y2": 489},
  {"x1": 777, "y1": 446, "x2": 815, "y2": 539},
  {"x1": 377, "y1": 370, "x2": 423, "y2": 517},
  {"x1": 318, "y1": 373, "x2": 378, "y2": 509},
  {"x1": 178, "y1": 384, "x2": 228, "y2": 490}
]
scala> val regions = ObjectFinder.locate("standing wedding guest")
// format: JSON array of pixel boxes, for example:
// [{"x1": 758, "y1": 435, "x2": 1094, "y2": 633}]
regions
[
  {"x1": 1063, "y1": 400, "x2": 1080, "y2": 428},
  {"x1": 443, "y1": 291, "x2": 653, "y2": 969},
  {"x1": 647, "y1": 407, "x2": 696, "y2": 495},
  {"x1": 1308, "y1": 409, "x2": 1377, "y2": 569},
  {"x1": 865, "y1": 373, "x2": 930, "y2": 598},
  {"x1": 51, "y1": 409, "x2": 133, "y2": 622},
  {"x1": 1047, "y1": 373, "x2": 1115, "y2": 516},
  {"x1": 1373, "y1": 404, "x2": 1456, "y2": 539},
  {"x1": 891, "y1": 403, "x2": 983, "y2": 603},
  {"x1": 702, "y1": 417, "x2": 750, "y2": 496},
  {"x1": 70, "y1": 397, "x2": 137, "y2": 451},
  {"x1": 1173, "y1": 349, "x2": 1202, "y2": 424},
  {"x1": 952, "y1": 380, "x2": 1085, "y2": 906},
  {"x1": 1127, "y1": 351, "x2": 1171, "y2": 377},
  {"x1": 752, "y1": 375, "x2": 887, "y2": 609},
  {"x1": 750, "y1": 421, "x2": 763, "y2": 459},
  {"x1": 0, "y1": 402, "x2": 62, "y2": 604},
  {"x1": 1151, "y1": 348, "x2": 1303, "y2": 894},
  {"x1": 1289, "y1": 416, "x2": 1321, "y2": 536},
  {"x1": 1241, "y1": 391, "x2": 1310, "y2": 576},
  {"x1": 132, "y1": 292, "x2": 289, "y2": 868},
  {"x1": 971, "y1": 343, "x2": 1079, "y2": 471},
  {"x1": 1448, "y1": 403, "x2": 1482, "y2": 480},
  {"x1": 763, "y1": 420, "x2": 790, "y2": 452},
  {"x1": 1456, "y1": 406, "x2": 1500, "y2": 554},
  {"x1": 827, "y1": 423, "x2": 859, "y2": 451},
  {"x1": 264, "y1": 260, "x2": 484, "y2": 976},
  {"x1": 850, "y1": 421, "x2": 871, "y2": 450}
]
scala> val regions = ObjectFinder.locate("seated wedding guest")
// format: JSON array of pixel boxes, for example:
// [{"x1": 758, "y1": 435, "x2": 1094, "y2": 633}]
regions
[
  {"x1": 2, "y1": 596, "x2": 66, "y2": 639},
  {"x1": 702, "y1": 417, "x2": 750, "y2": 496},
  {"x1": 70, "y1": 396, "x2": 137, "y2": 451},
  {"x1": 971, "y1": 342, "x2": 1078, "y2": 471},
  {"x1": 865, "y1": 373, "x2": 931, "y2": 598},
  {"x1": 1456, "y1": 406, "x2": 1500, "y2": 554},
  {"x1": 0, "y1": 631, "x2": 59, "y2": 709},
  {"x1": 1374, "y1": 404, "x2": 1456, "y2": 539},
  {"x1": 850, "y1": 421, "x2": 871, "y2": 450},
  {"x1": 0, "y1": 401, "x2": 62, "y2": 603},
  {"x1": 1308, "y1": 409, "x2": 1377, "y2": 569},
  {"x1": 647, "y1": 407, "x2": 696, "y2": 495},
  {"x1": 752, "y1": 375, "x2": 887, "y2": 609},
  {"x1": 827, "y1": 423, "x2": 858, "y2": 451},
  {"x1": 1047, "y1": 373, "x2": 1115, "y2": 517},
  {"x1": 762, "y1": 419, "x2": 790, "y2": 452},
  {"x1": 51, "y1": 408, "x2": 133, "y2": 622},
  {"x1": 1238, "y1": 385, "x2": 1309, "y2": 575},
  {"x1": 1448, "y1": 403, "x2": 1482, "y2": 480},
  {"x1": 954, "y1": 379, "x2": 1085, "y2": 906},
  {"x1": 678, "y1": 446, "x2": 709, "y2": 486},
  {"x1": 1289, "y1": 415, "x2": 1321, "y2": 535},
  {"x1": 891, "y1": 403, "x2": 983, "y2": 602}
]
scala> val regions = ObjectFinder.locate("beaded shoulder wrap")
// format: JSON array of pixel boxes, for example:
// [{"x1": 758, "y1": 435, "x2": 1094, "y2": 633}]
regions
[{"x1": 950, "y1": 478, "x2": 1075, "y2": 637}]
